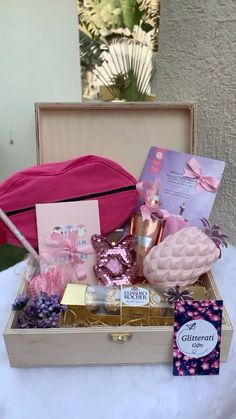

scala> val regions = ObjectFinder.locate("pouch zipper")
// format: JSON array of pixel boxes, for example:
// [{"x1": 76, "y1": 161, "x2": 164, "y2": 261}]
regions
[{"x1": 6, "y1": 185, "x2": 136, "y2": 217}]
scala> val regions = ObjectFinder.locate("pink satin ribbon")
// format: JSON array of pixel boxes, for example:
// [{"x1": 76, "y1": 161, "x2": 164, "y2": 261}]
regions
[
  {"x1": 184, "y1": 158, "x2": 220, "y2": 192},
  {"x1": 42, "y1": 232, "x2": 95, "y2": 279},
  {"x1": 136, "y1": 181, "x2": 169, "y2": 221}
]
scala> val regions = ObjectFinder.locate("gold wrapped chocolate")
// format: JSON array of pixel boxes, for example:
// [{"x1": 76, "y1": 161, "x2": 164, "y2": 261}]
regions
[
  {"x1": 105, "y1": 289, "x2": 121, "y2": 314},
  {"x1": 85, "y1": 286, "x2": 100, "y2": 313},
  {"x1": 61, "y1": 284, "x2": 206, "y2": 327}
]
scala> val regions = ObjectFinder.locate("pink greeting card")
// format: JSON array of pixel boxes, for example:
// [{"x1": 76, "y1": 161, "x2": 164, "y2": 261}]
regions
[{"x1": 36, "y1": 201, "x2": 100, "y2": 285}]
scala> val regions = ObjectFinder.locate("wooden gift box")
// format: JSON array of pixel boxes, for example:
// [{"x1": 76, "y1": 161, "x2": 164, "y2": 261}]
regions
[{"x1": 4, "y1": 102, "x2": 233, "y2": 367}]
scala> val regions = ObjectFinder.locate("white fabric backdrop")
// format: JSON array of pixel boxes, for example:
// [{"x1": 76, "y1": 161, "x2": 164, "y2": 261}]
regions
[{"x1": 0, "y1": 246, "x2": 235, "y2": 419}]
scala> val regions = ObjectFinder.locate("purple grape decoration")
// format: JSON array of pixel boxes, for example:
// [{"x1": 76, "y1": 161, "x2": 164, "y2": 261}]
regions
[{"x1": 12, "y1": 294, "x2": 29, "y2": 311}]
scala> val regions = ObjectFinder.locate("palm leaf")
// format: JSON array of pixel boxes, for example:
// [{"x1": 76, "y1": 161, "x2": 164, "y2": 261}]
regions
[
  {"x1": 94, "y1": 37, "x2": 156, "y2": 101},
  {"x1": 80, "y1": 31, "x2": 106, "y2": 72},
  {"x1": 137, "y1": 0, "x2": 160, "y2": 50}
]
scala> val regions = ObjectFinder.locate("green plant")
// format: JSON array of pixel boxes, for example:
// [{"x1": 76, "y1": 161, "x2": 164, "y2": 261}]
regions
[
  {"x1": 120, "y1": 0, "x2": 142, "y2": 31},
  {"x1": 78, "y1": 0, "x2": 159, "y2": 44},
  {"x1": 78, "y1": 0, "x2": 123, "y2": 40},
  {"x1": 137, "y1": 0, "x2": 160, "y2": 50},
  {"x1": 80, "y1": 31, "x2": 106, "y2": 73},
  {"x1": 94, "y1": 37, "x2": 157, "y2": 101},
  {"x1": 110, "y1": 69, "x2": 147, "y2": 101},
  {"x1": 78, "y1": 0, "x2": 160, "y2": 99}
]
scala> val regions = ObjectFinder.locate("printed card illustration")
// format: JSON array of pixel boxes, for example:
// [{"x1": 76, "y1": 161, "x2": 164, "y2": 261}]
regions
[
  {"x1": 138, "y1": 147, "x2": 225, "y2": 227},
  {"x1": 36, "y1": 201, "x2": 100, "y2": 284},
  {"x1": 173, "y1": 300, "x2": 223, "y2": 376}
]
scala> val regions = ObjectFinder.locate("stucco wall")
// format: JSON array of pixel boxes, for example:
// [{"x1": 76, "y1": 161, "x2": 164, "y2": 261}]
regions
[
  {"x1": 0, "y1": 0, "x2": 81, "y2": 180},
  {"x1": 155, "y1": 0, "x2": 236, "y2": 242}
]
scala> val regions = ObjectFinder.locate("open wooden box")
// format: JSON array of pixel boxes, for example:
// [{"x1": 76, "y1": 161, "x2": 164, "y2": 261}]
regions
[{"x1": 4, "y1": 102, "x2": 233, "y2": 367}]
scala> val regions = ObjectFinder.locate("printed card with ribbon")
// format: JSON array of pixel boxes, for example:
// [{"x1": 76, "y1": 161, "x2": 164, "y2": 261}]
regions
[
  {"x1": 173, "y1": 300, "x2": 223, "y2": 376},
  {"x1": 36, "y1": 201, "x2": 100, "y2": 285},
  {"x1": 138, "y1": 147, "x2": 225, "y2": 227}
]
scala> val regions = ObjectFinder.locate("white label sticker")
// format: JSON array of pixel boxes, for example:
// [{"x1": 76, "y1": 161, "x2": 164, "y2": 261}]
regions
[
  {"x1": 121, "y1": 287, "x2": 149, "y2": 307},
  {"x1": 156, "y1": 152, "x2": 163, "y2": 160},
  {"x1": 176, "y1": 319, "x2": 218, "y2": 359}
]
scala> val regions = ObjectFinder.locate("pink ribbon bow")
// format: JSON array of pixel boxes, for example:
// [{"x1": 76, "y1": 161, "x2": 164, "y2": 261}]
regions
[
  {"x1": 184, "y1": 158, "x2": 220, "y2": 192},
  {"x1": 136, "y1": 180, "x2": 169, "y2": 222},
  {"x1": 42, "y1": 232, "x2": 95, "y2": 279},
  {"x1": 136, "y1": 181, "x2": 189, "y2": 237}
]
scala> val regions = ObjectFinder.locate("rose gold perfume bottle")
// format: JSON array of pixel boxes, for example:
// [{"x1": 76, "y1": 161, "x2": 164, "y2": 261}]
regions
[{"x1": 130, "y1": 213, "x2": 164, "y2": 278}]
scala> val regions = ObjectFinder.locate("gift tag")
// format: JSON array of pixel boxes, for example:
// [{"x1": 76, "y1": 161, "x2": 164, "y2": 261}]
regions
[{"x1": 173, "y1": 300, "x2": 223, "y2": 376}]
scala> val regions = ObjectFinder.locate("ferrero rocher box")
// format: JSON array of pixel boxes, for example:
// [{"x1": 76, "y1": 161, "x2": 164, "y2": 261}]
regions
[
  {"x1": 3, "y1": 102, "x2": 233, "y2": 367},
  {"x1": 149, "y1": 286, "x2": 206, "y2": 326},
  {"x1": 61, "y1": 284, "x2": 121, "y2": 326},
  {"x1": 61, "y1": 284, "x2": 206, "y2": 327},
  {"x1": 121, "y1": 285, "x2": 150, "y2": 325}
]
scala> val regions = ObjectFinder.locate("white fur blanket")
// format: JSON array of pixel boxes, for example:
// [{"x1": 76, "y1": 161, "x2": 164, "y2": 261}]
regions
[{"x1": 0, "y1": 246, "x2": 235, "y2": 419}]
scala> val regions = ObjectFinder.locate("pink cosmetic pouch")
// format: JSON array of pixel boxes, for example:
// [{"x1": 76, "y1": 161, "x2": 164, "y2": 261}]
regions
[{"x1": 0, "y1": 155, "x2": 138, "y2": 248}]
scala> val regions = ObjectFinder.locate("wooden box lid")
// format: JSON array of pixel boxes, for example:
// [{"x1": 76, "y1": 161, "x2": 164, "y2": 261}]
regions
[{"x1": 35, "y1": 102, "x2": 197, "y2": 178}]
